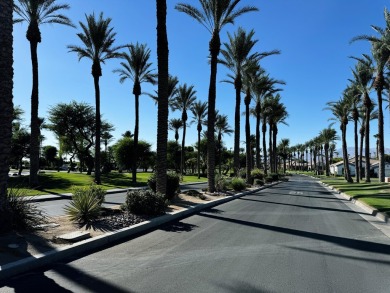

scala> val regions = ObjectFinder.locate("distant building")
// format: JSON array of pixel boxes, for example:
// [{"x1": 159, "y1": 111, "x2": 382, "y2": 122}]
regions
[{"x1": 330, "y1": 156, "x2": 390, "y2": 177}]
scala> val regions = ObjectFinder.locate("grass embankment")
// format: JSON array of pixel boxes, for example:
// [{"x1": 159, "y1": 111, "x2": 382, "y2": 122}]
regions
[
  {"x1": 8, "y1": 171, "x2": 207, "y2": 196},
  {"x1": 318, "y1": 176, "x2": 390, "y2": 216}
]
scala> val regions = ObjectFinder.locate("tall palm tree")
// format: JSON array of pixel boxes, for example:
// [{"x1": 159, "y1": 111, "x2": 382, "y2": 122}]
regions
[
  {"x1": 250, "y1": 73, "x2": 284, "y2": 169},
  {"x1": 68, "y1": 12, "x2": 124, "y2": 185},
  {"x1": 220, "y1": 27, "x2": 259, "y2": 174},
  {"x1": 156, "y1": 0, "x2": 169, "y2": 194},
  {"x1": 319, "y1": 128, "x2": 339, "y2": 177},
  {"x1": 351, "y1": 8, "x2": 390, "y2": 182},
  {"x1": 261, "y1": 94, "x2": 272, "y2": 174},
  {"x1": 349, "y1": 55, "x2": 374, "y2": 182},
  {"x1": 176, "y1": 0, "x2": 258, "y2": 192},
  {"x1": 191, "y1": 100, "x2": 208, "y2": 179},
  {"x1": 114, "y1": 43, "x2": 157, "y2": 183},
  {"x1": 170, "y1": 84, "x2": 197, "y2": 175},
  {"x1": 14, "y1": 0, "x2": 74, "y2": 187},
  {"x1": 215, "y1": 113, "x2": 233, "y2": 175},
  {"x1": 326, "y1": 95, "x2": 354, "y2": 183},
  {"x1": 0, "y1": 0, "x2": 14, "y2": 224}
]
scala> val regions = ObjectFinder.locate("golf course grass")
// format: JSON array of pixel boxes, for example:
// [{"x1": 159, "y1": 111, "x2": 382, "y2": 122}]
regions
[{"x1": 8, "y1": 171, "x2": 207, "y2": 196}]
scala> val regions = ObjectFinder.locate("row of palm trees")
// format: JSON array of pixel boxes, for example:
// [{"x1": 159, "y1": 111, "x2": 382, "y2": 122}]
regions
[{"x1": 1, "y1": 1, "x2": 288, "y2": 202}]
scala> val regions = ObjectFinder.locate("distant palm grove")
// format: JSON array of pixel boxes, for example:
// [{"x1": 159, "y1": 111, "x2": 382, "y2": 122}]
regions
[{"x1": 1, "y1": 0, "x2": 390, "y2": 227}]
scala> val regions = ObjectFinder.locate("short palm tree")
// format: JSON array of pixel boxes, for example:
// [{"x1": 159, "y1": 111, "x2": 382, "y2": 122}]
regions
[
  {"x1": 319, "y1": 128, "x2": 339, "y2": 176},
  {"x1": 114, "y1": 43, "x2": 157, "y2": 183},
  {"x1": 191, "y1": 100, "x2": 208, "y2": 179},
  {"x1": 169, "y1": 118, "x2": 183, "y2": 145},
  {"x1": 0, "y1": 0, "x2": 14, "y2": 224},
  {"x1": 176, "y1": 0, "x2": 258, "y2": 192},
  {"x1": 170, "y1": 84, "x2": 197, "y2": 175},
  {"x1": 278, "y1": 138, "x2": 290, "y2": 174},
  {"x1": 68, "y1": 12, "x2": 124, "y2": 184},
  {"x1": 156, "y1": 0, "x2": 169, "y2": 195},
  {"x1": 14, "y1": 0, "x2": 75, "y2": 187},
  {"x1": 215, "y1": 113, "x2": 233, "y2": 175}
]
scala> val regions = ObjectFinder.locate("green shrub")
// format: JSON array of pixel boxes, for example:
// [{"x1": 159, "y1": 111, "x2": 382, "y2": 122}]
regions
[
  {"x1": 231, "y1": 177, "x2": 246, "y2": 191},
  {"x1": 72, "y1": 184, "x2": 106, "y2": 206},
  {"x1": 124, "y1": 189, "x2": 167, "y2": 216},
  {"x1": 269, "y1": 173, "x2": 280, "y2": 181},
  {"x1": 239, "y1": 169, "x2": 246, "y2": 179},
  {"x1": 148, "y1": 172, "x2": 180, "y2": 200},
  {"x1": 215, "y1": 174, "x2": 229, "y2": 192},
  {"x1": 64, "y1": 185, "x2": 106, "y2": 224},
  {"x1": 255, "y1": 179, "x2": 264, "y2": 186},
  {"x1": 265, "y1": 176, "x2": 274, "y2": 183},
  {"x1": 2, "y1": 188, "x2": 48, "y2": 232},
  {"x1": 251, "y1": 168, "x2": 264, "y2": 180}
]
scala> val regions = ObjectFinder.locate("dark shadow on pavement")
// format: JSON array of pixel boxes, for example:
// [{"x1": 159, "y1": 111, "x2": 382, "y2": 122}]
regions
[
  {"x1": 238, "y1": 197, "x2": 371, "y2": 216},
  {"x1": 198, "y1": 213, "x2": 390, "y2": 255},
  {"x1": 160, "y1": 221, "x2": 198, "y2": 233}
]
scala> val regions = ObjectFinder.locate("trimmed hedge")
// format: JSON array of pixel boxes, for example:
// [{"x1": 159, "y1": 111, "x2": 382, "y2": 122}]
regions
[{"x1": 124, "y1": 189, "x2": 167, "y2": 216}]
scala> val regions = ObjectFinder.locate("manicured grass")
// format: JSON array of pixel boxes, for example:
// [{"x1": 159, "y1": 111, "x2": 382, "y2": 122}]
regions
[
  {"x1": 320, "y1": 176, "x2": 390, "y2": 216},
  {"x1": 8, "y1": 171, "x2": 207, "y2": 196}
]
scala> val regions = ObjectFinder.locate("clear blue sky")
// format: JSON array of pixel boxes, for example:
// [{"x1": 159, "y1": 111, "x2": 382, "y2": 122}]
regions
[{"x1": 12, "y1": 0, "x2": 390, "y2": 154}]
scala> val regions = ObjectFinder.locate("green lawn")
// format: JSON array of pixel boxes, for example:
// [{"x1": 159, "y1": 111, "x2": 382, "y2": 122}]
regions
[
  {"x1": 320, "y1": 176, "x2": 390, "y2": 216},
  {"x1": 8, "y1": 171, "x2": 207, "y2": 196}
]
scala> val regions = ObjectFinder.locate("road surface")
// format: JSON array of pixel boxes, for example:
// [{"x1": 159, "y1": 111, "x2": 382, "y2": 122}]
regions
[{"x1": 3, "y1": 175, "x2": 390, "y2": 292}]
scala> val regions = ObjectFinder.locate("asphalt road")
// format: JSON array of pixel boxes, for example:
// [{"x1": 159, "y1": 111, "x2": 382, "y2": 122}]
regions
[
  {"x1": 37, "y1": 182, "x2": 208, "y2": 217},
  {"x1": 3, "y1": 175, "x2": 390, "y2": 292}
]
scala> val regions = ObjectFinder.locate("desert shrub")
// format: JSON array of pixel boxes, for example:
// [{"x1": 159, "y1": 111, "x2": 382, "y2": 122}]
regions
[
  {"x1": 124, "y1": 189, "x2": 167, "y2": 216},
  {"x1": 265, "y1": 176, "x2": 274, "y2": 183},
  {"x1": 64, "y1": 185, "x2": 106, "y2": 224},
  {"x1": 148, "y1": 172, "x2": 180, "y2": 200},
  {"x1": 215, "y1": 174, "x2": 229, "y2": 192},
  {"x1": 231, "y1": 177, "x2": 246, "y2": 191},
  {"x1": 2, "y1": 188, "x2": 47, "y2": 232},
  {"x1": 183, "y1": 189, "x2": 207, "y2": 200},
  {"x1": 255, "y1": 179, "x2": 264, "y2": 186},
  {"x1": 251, "y1": 168, "x2": 264, "y2": 180},
  {"x1": 269, "y1": 173, "x2": 280, "y2": 181}
]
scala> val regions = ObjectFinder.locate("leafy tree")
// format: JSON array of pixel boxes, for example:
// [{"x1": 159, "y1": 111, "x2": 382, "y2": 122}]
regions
[
  {"x1": 10, "y1": 128, "x2": 30, "y2": 176},
  {"x1": 114, "y1": 42, "x2": 156, "y2": 183},
  {"x1": 43, "y1": 145, "x2": 57, "y2": 168},
  {"x1": 14, "y1": 0, "x2": 75, "y2": 187},
  {"x1": 68, "y1": 12, "x2": 124, "y2": 184},
  {"x1": 170, "y1": 83, "x2": 197, "y2": 175},
  {"x1": 113, "y1": 137, "x2": 153, "y2": 172},
  {"x1": 176, "y1": 0, "x2": 258, "y2": 192},
  {"x1": 47, "y1": 100, "x2": 114, "y2": 175}
]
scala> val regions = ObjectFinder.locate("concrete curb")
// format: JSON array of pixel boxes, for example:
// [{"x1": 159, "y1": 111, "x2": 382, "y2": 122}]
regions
[
  {"x1": 318, "y1": 181, "x2": 389, "y2": 224},
  {"x1": 0, "y1": 182, "x2": 280, "y2": 281}
]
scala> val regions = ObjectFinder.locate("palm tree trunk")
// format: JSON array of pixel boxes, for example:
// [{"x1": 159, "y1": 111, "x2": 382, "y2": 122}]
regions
[
  {"x1": 245, "y1": 93, "x2": 251, "y2": 183},
  {"x1": 156, "y1": 0, "x2": 169, "y2": 195},
  {"x1": 262, "y1": 122, "x2": 267, "y2": 175},
  {"x1": 268, "y1": 123, "x2": 273, "y2": 173},
  {"x1": 0, "y1": 0, "x2": 14, "y2": 224},
  {"x1": 206, "y1": 31, "x2": 220, "y2": 193},
  {"x1": 273, "y1": 126, "x2": 277, "y2": 173},
  {"x1": 197, "y1": 127, "x2": 201, "y2": 179},
  {"x1": 354, "y1": 117, "x2": 359, "y2": 183},
  {"x1": 360, "y1": 128, "x2": 364, "y2": 179},
  {"x1": 29, "y1": 39, "x2": 40, "y2": 187},
  {"x1": 324, "y1": 144, "x2": 330, "y2": 176},
  {"x1": 132, "y1": 93, "x2": 139, "y2": 183},
  {"x1": 364, "y1": 97, "x2": 371, "y2": 182},
  {"x1": 377, "y1": 89, "x2": 385, "y2": 182},
  {"x1": 256, "y1": 115, "x2": 260, "y2": 169},
  {"x1": 233, "y1": 76, "x2": 242, "y2": 175},
  {"x1": 93, "y1": 74, "x2": 101, "y2": 184},
  {"x1": 342, "y1": 124, "x2": 353, "y2": 183},
  {"x1": 181, "y1": 120, "x2": 186, "y2": 175}
]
